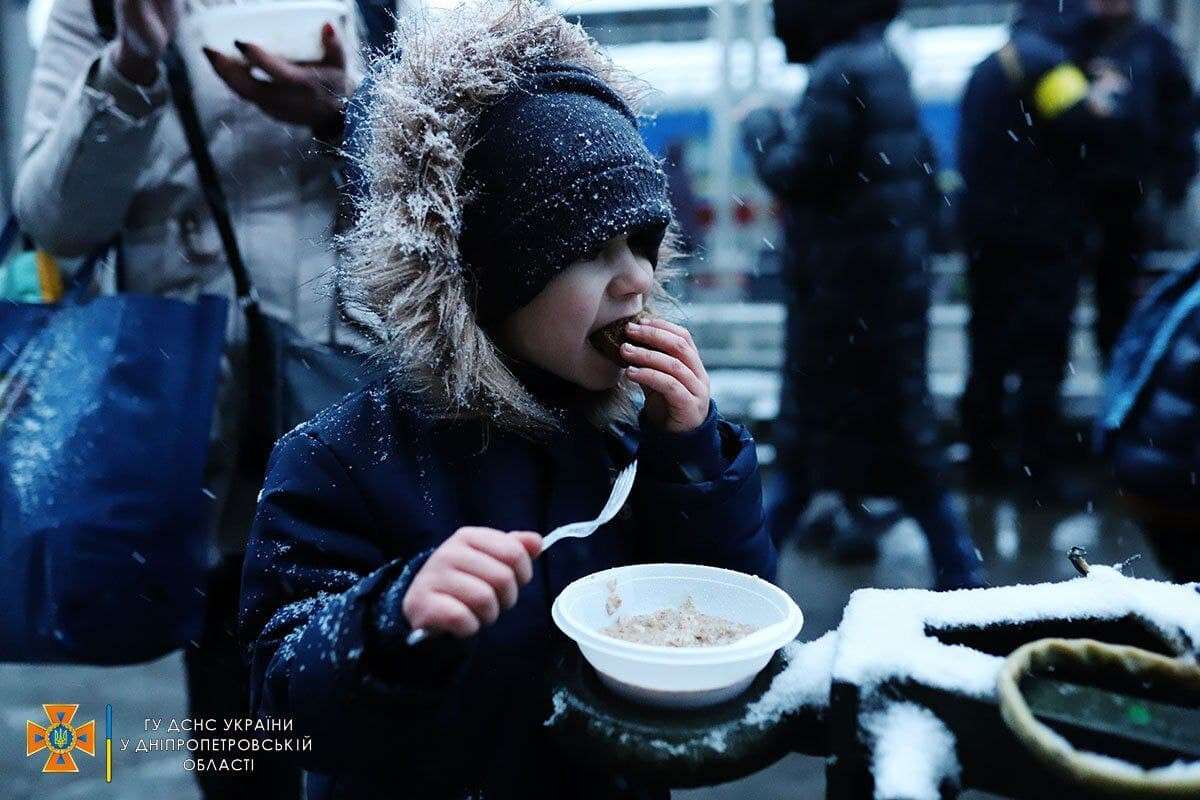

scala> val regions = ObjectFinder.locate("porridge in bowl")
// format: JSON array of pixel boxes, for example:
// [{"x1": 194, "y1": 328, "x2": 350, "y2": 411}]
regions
[{"x1": 601, "y1": 596, "x2": 758, "y2": 647}]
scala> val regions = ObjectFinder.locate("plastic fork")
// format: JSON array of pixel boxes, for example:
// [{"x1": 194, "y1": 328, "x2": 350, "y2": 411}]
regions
[
  {"x1": 541, "y1": 459, "x2": 638, "y2": 550},
  {"x1": 406, "y1": 460, "x2": 639, "y2": 646}
]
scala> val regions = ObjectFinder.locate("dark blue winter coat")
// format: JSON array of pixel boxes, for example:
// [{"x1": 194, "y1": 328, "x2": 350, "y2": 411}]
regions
[
  {"x1": 958, "y1": 1, "x2": 1100, "y2": 249},
  {"x1": 239, "y1": 372, "x2": 775, "y2": 799},
  {"x1": 1077, "y1": 18, "x2": 1198, "y2": 202}
]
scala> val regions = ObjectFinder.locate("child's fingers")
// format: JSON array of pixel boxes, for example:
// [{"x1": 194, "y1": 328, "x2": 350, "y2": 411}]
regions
[
  {"x1": 643, "y1": 316, "x2": 696, "y2": 347},
  {"x1": 438, "y1": 572, "x2": 501, "y2": 626},
  {"x1": 627, "y1": 320, "x2": 708, "y2": 383},
  {"x1": 460, "y1": 528, "x2": 536, "y2": 585},
  {"x1": 620, "y1": 343, "x2": 705, "y2": 397},
  {"x1": 626, "y1": 366, "x2": 693, "y2": 410},
  {"x1": 445, "y1": 549, "x2": 520, "y2": 610},
  {"x1": 512, "y1": 531, "x2": 544, "y2": 560},
  {"x1": 407, "y1": 592, "x2": 479, "y2": 638}
]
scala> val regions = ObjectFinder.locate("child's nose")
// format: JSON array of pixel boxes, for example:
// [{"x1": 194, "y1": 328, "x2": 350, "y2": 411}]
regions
[{"x1": 609, "y1": 249, "x2": 653, "y2": 300}]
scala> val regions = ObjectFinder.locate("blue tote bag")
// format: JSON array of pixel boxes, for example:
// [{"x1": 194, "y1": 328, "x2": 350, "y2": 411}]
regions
[{"x1": 0, "y1": 238, "x2": 227, "y2": 664}]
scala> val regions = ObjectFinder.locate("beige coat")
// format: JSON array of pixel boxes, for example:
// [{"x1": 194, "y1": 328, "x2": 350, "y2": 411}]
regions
[{"x1": 13, "y1": 0, "x2": 358, "y2": 553}]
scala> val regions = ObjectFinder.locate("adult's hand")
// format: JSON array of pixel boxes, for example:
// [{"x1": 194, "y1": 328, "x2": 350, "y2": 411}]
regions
[
  {"x1": 113, "y1": 0, "x2": 181, "y2": 86},
  {"x1": 1086, "y1": 59, "x2": 1130, "y2": 118},
  {"x1": 203, "y1": 23, "x2": 349, "y2": 141}
]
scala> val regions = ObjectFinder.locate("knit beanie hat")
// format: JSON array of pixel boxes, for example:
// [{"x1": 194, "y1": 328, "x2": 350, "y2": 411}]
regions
[{"x1": 459, "y1": 61, "x2": 672, "y2": 323}]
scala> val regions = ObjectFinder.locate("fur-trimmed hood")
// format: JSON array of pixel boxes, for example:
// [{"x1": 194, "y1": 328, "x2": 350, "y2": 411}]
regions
[{"x1": 338, "y1": 0, "x2": 677, "y2": 437}]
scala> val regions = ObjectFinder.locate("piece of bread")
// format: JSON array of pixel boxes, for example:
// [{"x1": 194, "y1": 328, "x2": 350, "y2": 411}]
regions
[{"x1": 589, "y1": 311, "x2": 652, "y2": 365}]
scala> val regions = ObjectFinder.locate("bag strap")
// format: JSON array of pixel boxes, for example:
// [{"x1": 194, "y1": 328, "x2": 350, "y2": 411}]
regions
[
  {"x1": 91, "y1": 0, "x2": 116, "y2": 40},
  {"x1": 161, "y1": 44, "x2": 259, "y2": 312},
  {"x1": 160, "y1": 43, "x2": 279, "y2": 474}
]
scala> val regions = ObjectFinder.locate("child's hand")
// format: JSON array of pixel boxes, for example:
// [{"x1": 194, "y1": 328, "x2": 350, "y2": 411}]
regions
[
  {"x1": 402, "y1": 527, "x2": 543, "y2": 638},
  {"x1": 622, "y1": 318, "x2": 711, "y2": 433}
]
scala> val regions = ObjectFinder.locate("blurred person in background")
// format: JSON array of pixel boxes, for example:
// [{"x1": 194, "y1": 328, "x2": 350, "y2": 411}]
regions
[
  {"x1": 741, "y1": 0, "x2": 985, "y2": 589},
  {"x1": 1077, "y1": 0, "x2": 1198, "y2": 359},
  {"x1": 957, "y1": 0, "x2": 1128, "y2": 502},
  {"x1": 1097, "y1": 257, "x2": 1200, "y2": 585},
  {"x1": 11, "y1": 0, "x2": 365, "y2": 795}
]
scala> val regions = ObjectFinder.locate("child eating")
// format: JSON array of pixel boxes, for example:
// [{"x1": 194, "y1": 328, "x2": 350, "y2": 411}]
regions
[{"x1": 239, "y1": 2, "x2": 776, "y2": 797}]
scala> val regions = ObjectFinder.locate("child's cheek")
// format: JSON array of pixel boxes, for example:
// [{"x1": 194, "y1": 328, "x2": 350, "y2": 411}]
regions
[
  {"x1": 539, "y1": 279, "x2": 594, "y2": 345},
  {"x1": 562, "y1": 292, "x2": 600, "y2": 344}
]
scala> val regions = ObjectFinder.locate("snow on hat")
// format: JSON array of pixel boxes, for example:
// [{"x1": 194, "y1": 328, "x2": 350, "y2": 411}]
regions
[{"x1": 338, "y1": 0, "x2": 678, "y2": 435}]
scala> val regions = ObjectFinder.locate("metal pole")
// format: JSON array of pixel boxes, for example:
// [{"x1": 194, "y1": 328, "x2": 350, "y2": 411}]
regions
[
  {"x1": 748, "y1": 0, "x2": 768, "y2": 91},
  {"x1": 709, "y1": 0, "x2": 737, "y2": 299},
  {"x1": 1, "y1": 1, "x2": 19, "y2": 209},
  {"x1": 1176, "y1": 0, "x2": 1200, "y2": 85}
]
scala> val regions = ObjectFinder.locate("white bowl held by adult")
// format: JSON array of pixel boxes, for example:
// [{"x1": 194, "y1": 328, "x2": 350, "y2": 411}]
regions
[{"x1": 187, "y1": 0, "x2": 349, "y2": 65}]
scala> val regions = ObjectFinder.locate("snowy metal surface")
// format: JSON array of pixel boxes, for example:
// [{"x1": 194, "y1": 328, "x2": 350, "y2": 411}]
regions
[
  {"x1": 832, "y1": 567, "x2": 1200, "y2": 701},
  {"x1": 545, "y1": 645, "x2": 826, "y2": 787},
  {"x1": 864, "y1": 702, "x2": 961, "y2": 800}
]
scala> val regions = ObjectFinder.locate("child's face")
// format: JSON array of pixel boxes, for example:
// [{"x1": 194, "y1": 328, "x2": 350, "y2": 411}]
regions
[{"x1": 499, "y1": 233, "x2": 655, "y2": 391}]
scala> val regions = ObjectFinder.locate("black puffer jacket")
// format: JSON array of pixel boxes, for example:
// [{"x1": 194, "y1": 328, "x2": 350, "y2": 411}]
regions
[
  {"x1": 1100, "y1": 266, "x2": 1200, "y2": 581},
  {"x1": 1106, "y1": 289, "x2": 1200, "y2": 502},
  {"x1": 1112, "y1": 315, "x2": 1200, "y2": 499},
  {"x1": 1077, "y1": 17, "x2": 1198, "y2": 202},
  {"x1": 957, "y1": 0, "x2": 1097, "y2": 248},
  {"x1": 742, "y1": 21, "x2": 943, "y2": 495}
]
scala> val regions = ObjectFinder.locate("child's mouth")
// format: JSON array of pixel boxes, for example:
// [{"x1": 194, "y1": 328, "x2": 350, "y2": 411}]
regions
[{"x1": 588, "y1": 311, "x2": 650, "y2": 365}]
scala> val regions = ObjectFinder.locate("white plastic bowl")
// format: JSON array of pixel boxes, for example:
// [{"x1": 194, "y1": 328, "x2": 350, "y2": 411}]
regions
[
  {"x1": 552, "y1": 563, "x2": 803, "y2": 708},
  {"x1": 185, "y1": 1, "x2": 350, "y2": 64}
]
